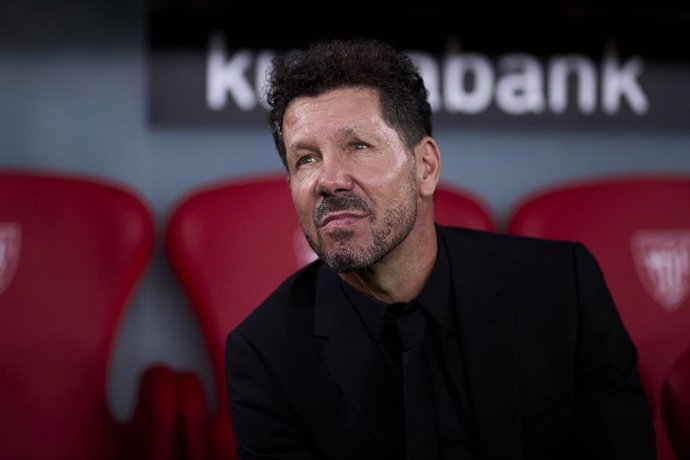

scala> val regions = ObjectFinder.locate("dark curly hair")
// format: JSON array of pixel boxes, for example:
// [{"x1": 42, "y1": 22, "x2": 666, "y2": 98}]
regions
[{"x1": 266, "y1": 38, "x2": 432, "y2": 167}]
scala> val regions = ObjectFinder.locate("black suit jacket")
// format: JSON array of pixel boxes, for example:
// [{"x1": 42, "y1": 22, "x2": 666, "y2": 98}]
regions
[{"x1": 226, "y1": 227, "x2": 655, "y2": 459}]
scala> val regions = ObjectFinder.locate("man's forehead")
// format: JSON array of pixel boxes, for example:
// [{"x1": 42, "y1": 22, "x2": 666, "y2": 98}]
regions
[
  {"x1": 284, "y1": 100, "x2": 386, "y2": 145},
  {"x1": 285, "y1": 87, "x2": 380, "y2": 118}
]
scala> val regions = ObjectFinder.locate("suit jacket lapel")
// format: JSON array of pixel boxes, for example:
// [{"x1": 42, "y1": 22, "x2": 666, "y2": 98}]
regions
[
  {"x1": 440, "y1": 227, "x2": 523, "y2": 460},
  {"x1": 313, "y1": 265, "x2": 404, "y2": 459}
]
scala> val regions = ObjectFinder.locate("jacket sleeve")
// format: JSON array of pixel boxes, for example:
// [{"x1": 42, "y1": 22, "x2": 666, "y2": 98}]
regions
[
  {"x1": 572, "y1": 243, "x2": 656, "y2": 459},
  {"x1": 226, "y1": 330, "x2": 317, "y2": 460}
]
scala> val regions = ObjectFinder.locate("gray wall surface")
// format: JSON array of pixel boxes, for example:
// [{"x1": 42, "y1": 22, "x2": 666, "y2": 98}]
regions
[{"x1": 2, "y1": 1, "x2": 689, "y2": 422}]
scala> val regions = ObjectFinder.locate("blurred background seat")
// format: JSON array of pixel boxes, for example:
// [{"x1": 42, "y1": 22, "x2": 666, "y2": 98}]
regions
[
  {"x1": 431, "y1": 182, "x2": 496, "y2": 232},
  {"x1": 663, "y1": 346, "x2": 690, "y2": 460},
  {"x1": 0, "y1": 170, "x2": 178, "y2": 460},
  {"x1": 165, "y1": 173, "x2": 497, "y2": 459},
  {"x1": 507, "y1": 175, "x2": 690, "y2": 460}
]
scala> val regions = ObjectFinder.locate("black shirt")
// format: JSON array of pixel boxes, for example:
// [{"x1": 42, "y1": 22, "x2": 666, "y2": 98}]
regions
[{"x1": 340, "y1": 231, "x2": 476, "y2": 459}]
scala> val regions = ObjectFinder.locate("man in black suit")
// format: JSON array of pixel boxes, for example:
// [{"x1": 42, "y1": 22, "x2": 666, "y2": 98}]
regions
[{"x1": 225, "y1": 38, "x2": 655, "y2": 459}]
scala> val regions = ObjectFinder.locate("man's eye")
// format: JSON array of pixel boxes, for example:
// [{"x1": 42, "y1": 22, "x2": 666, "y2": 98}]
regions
[
  {"x1": 352, "y1": 142, "x2": 368, "y2": 150},
  {"x1": 296, "y1": 155, "x2": 316, "y2": 167}
]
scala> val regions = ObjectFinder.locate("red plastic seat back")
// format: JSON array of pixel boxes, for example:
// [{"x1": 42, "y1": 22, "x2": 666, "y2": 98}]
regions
[
  {"x1": 0, "y1": 171, "x2": 155, "y2": 459},
  {"x1": 507, "y1": 176, "x2": 690, "y2": 453},
  {"x1": 166, "y1": 174, "x2": 496, "y2": 423},
  {"x1": 662, "y1": 347, "x2": 690, "y2": 460},
  {"x1": 167, "y1": 176, "x2": 311, "y2": 391},
  {"x1": 434, "y1": 183, "x2": 496, "y2": 232}
]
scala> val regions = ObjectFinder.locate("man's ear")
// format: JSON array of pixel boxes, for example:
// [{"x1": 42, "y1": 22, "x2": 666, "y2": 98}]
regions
[{"x1": 414, "y1": 136, "x2": 441, "y2": 198}]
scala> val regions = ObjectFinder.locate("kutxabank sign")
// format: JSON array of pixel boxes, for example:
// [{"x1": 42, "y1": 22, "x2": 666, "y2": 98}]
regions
[{"x1": 149, "y1": 32, "x2": 690, "y2": 131}]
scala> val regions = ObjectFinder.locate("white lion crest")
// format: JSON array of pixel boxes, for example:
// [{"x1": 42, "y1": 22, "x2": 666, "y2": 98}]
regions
[
  {"x1": 631, "y1": 230, "x2": 690, "y2": 312},
  {"x1": 0, "y1": 222, "x2": 22, "y2": 297}
]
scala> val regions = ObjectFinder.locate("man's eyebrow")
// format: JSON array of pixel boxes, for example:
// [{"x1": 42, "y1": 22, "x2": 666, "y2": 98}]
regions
[
  {"x1": 335, "y1": 125, "x2": 383, "y2": 142},
  {"x1": 335, "y1": 126, "x2": 358, "y2": 137},
  {"x1": 287, "y1": 125, "x2": 382, "y2": 152},
  {"x1": 286, "y1": 140, "x2": 315, "y2": 154},
  {"x1": 287, "y1": 126, "x2": 356, "y2": 151}
]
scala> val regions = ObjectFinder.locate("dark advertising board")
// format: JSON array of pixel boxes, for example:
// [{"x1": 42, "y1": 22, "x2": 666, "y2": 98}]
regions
[{"x1": 149, "y1": 3, "x2": 690, "y2": 131}]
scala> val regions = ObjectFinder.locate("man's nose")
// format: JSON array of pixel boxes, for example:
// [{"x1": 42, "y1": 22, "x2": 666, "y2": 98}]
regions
[{"x1": 316, "y1": 154, "x2": 354, "y2": 196}]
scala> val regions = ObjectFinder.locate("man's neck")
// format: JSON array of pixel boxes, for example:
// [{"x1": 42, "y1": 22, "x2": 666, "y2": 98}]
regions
[{"x1": 338, "y1": 220, "x2": 438, "y2": 304}]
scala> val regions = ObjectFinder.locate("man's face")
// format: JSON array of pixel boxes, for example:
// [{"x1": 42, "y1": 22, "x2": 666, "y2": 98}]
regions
[{"x1": 283, "y1": 87, "x2": 419, "y2": 272}]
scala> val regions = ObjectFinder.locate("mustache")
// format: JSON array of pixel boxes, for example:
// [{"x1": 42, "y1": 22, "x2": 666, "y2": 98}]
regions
[{"x1": 314, "y1": 193, "x2": 372, "y2": 228}]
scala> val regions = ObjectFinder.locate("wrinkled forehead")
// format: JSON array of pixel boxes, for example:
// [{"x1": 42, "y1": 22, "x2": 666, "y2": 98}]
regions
[
  {"x1": 284, "y1": 87, "x2": 382, "y2": 122},
  {"x1": 282, "y1": 88, "x2": 391, "y2": 144}
]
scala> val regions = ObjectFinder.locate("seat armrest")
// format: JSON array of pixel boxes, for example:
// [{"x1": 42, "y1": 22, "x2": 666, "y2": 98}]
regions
[
  {"x1": 178, "y1": 370, "x2": 213, "y2": 460},
  {"x1": 122, "y1": 364, "x2": 179, "y2": 460},
  {"x1": 211, "y1": 410, "x2": 236, "y2": 460},
  {"x1": 663, "y1": 349, "x2": 690, "y2": 460}
]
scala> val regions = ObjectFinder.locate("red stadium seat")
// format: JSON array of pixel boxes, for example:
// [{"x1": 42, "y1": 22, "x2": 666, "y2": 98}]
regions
[
  {"x1": 433, "y1": 182, "x2": 496, "y2": 232},
  {"x1": 507, "y1": 175, "x2": 690, "y2": 460},
  {"x1": 662, "y1": 348, "x2": 690, "y2": 459},
  {"x1": 663, "y1": 347, "x2": 690, "y2": 460},
  {"x1": 165, "y1": 174, "x2": 497, "y2": 459},
  {"x1": 0, "y1": 170, "x2": 178, "y2": 460}
]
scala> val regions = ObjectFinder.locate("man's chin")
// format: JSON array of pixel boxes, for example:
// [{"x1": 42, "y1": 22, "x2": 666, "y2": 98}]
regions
[
  {"x1": 321, "y1": 251, "x2": 365, "y2": 273},
  {"x1": 324, "y1": 228, "x2": 355, "y2": 242},
  {"x1": 318, "y1": 239, "x2": 381, "y2": 273}
]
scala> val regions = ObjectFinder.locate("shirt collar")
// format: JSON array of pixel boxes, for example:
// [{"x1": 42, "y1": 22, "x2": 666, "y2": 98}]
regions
[
  {"x1": 417, "y1": 229, "x2": 452, "y2": 331},
  {"x1": 340, "y1": 275, "x2": 389, "y2": 342},
  {"x1": 340, "y1": 228, "x2": 453, "y2": 341}
]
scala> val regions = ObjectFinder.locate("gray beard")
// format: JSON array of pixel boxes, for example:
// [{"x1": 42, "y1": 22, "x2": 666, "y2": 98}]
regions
[
  {"x1": 303, "y1": 159, "x2": 417, "y2": 273},
  {"x1": 305, "y1": 167, "x2": 418, "y2": 273},
  {"x1": 310, "y1": 203, "x2": 416, "y2": 273}
]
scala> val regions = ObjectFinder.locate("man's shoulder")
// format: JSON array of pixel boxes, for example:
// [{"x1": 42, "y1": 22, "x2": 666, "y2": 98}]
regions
[
  {"x1": 438, "y1": 225, "x2": 588, "y2": 282},
  {"x1": 439, "y1": 226, "x2": 603, "y2": 319},
  {"x1": 439, "y1": 225, "x2": 577, "y2": 258},
  {"x1": 231, "y1": 259, "x2": 324, "y2": 338}
]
